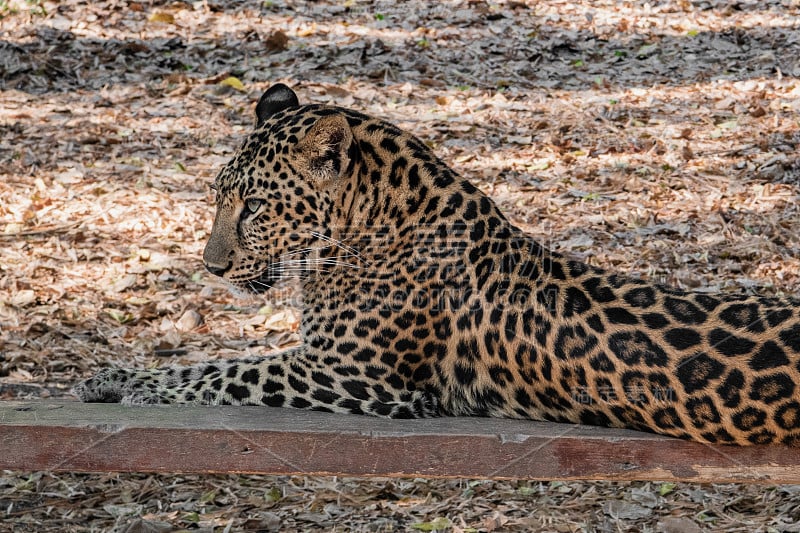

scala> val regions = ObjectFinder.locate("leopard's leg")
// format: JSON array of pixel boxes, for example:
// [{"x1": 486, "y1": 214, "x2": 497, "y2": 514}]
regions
[{"x1": 73, "y1": 348, "x2": 440, "y2": 418}]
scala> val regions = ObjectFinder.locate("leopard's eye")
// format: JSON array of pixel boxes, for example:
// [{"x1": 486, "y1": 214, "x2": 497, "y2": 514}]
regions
[{"x1": 245, "y1": 198, "x2": 263, "y2": 214}]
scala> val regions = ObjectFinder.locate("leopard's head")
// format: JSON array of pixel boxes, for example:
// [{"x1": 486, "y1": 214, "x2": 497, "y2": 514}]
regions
[{"x1": 203, "y1": 84, "x2": 355, "y2": 293}]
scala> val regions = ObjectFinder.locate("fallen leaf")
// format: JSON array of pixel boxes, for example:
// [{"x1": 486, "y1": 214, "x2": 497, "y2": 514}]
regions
[
  {"x1": 265, "y1": 30, "x2": 289, "y2": 52},
  {"x1": 420, "y1": 78, "x2": 446, "y2": 88},
  {"x1": 242, "y1": 512, "x2": 281, "y2": 531},
  {"x1": 11, "y1": 289, "x2": 36, "y2": 307},
  {"x1": 105, "y1": 308, "x2": 133, "y2": 324},
  {"x1": 121, "y1": 519, "x2": 173, "y2": 533},
  {"x1": 219, "y1": 76, "x2": 245, "y2": 91},
  {"x1": 483, "y1": 511, "x2": 509, "y2": 532},
  {"x1": 507, "y1": 135, "x2": 531, "y2": 145},
  {"x1": 659, "y1": 482, "x2": 677, "y2": 496},
  {"x1": 412, "y1": 517, "x2": 451, "y2": 531},
  {"x1": 636, "y1": 43, "x2": 658, "y2": 58},
  {"x1": 176, "y1": 309, "x2": 203, "y2": 332},
  {"x1": 559, "y1": 234, "x2": 594, "y2": 250},
  {"x1": 602, "y1": 500, "x2": 652, "y2": 520},
  {"x1": 155, "y1": 330, "x2": 182, "y2": 350},
  {"x1": 112, "y1": 274, "x2": 138, "y2": 293},
  {"x1": 658, "y1": 517, "x2": 703, "y2": 533},
  {"x1": 148, "y1": 12, "x2": 175, "y2": 24},
  {"x1": 264, "y1": 309, "x2": 300, "y2": 331}
]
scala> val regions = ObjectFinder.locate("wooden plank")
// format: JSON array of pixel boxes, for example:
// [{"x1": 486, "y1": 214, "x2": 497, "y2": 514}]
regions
[{"x1": 0, "y1": 400, "x2": 798, "y2": 483}]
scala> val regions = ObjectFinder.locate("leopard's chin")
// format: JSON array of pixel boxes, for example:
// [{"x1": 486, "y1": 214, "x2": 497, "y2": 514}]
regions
[
  {"x1": 219, "y1": 275, "x2": 278, "y2": 298},
  {"x1": 222, "y1": 281, "x2": 257, "y2": 299},
  {"x1": 240, "y1": 269, "x2": 284, "y2": 295}
]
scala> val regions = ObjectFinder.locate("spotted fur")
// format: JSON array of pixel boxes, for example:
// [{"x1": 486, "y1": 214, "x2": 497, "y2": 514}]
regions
[{"x1": 75, "y1": 84, "x2": 800, "y2": 446}]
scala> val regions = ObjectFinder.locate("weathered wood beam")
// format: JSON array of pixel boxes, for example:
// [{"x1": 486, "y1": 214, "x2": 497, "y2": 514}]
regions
[{"x1": 0, "y1": 401, "x2": 797, "y2": 483}]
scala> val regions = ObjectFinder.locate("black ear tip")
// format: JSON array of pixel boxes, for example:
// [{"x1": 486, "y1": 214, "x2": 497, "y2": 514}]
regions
[
  {"x1": 256, "y1": 83, "x2": 300, "y2": 124},
  {"x1": 266, "y1": 83, "x2": 296, "y2": 100}
]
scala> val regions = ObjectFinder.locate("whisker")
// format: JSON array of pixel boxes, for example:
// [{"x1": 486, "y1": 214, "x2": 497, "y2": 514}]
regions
[
  {"x1": 313, "y1": 259, "x2": 362, "y2": 269},
  {"x1": 282, "y1": 244, "x2": 334, "y2": 258},
  {"x1": 273, "y1": 256, "x2": 360, "y2": 266},
  {"x1": 269, "y1": 259, "x2": 361, "y2": 273},
  {"x1": 251, "y1": 232, "x2": 367, "y2": 288},
  {"x1": 309, "y1": 230, "x2": 365, "y2": 261},
  {"x1": 249, "y1": 279, "x2": 273, "y2": 291}
]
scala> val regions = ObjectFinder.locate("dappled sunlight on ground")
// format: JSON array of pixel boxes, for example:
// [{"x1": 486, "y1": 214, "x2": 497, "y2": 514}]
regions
[{"x1": 1, "y1": 0, "x2": 800, "y2": 530}]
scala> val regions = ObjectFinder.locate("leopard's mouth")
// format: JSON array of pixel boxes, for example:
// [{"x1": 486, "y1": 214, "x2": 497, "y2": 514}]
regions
[
  {"x1": 242, "y1": 258, "x2": 303, "y2": 293},
  {"x1": 237, "y1": 252, "x2": 319, "y2": 294}
]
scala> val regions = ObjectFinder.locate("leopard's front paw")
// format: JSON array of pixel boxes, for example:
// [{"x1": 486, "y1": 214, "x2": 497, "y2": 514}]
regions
[
  {"x1": 412, "y1": 390, "x2": 442, "y2": 418},
  {"x1": 73, "y1": 368, "x2": 170, "y2": 404},
  {"x1": 72, "y1": 368, "x2": 131, "y2": 403}
]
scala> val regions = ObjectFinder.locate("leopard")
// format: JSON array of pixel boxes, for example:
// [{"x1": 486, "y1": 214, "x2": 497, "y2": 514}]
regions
[{"x1": 75, "y1": 83, "x2": 800, "y2": 447}]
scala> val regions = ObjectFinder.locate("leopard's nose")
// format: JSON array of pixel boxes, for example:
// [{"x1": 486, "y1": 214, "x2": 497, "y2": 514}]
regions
[{"x1": 204, "y1": 261, "x2": 231, "y2": 277}]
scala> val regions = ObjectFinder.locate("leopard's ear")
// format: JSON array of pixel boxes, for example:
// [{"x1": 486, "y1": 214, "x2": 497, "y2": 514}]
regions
[
  {"x1": 295, "y1": 115, "x2": 353, "y2": 188},
  {"x1": 255, "y1": 84, "x2": 299, "y2": 124}
]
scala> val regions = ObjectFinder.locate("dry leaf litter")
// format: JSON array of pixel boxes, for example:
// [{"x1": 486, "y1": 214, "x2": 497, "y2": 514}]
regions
[{"x1": 1, "y1": 0, "x2": 800, "y2": 531}]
